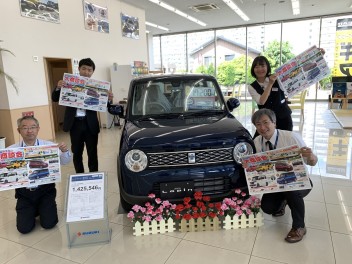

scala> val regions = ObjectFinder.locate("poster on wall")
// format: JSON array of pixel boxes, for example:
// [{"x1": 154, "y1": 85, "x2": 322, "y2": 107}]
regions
[
  {"x1": 19, "y1": 0, "x2": 60, "y2": 23},
  {"x1": 59, "y1": 73, "x2": 110, "y2": 112},
  {"x1": 83, "y1": 1, "x2": 109, "y2": 33},
  {"x1": 242, "y1": 145, "x2": 311, "y2": 195},
  {"x1": 332, "y1": 18, "x2": 352, "y2": 77},
  {"x1": 275, "y1": 46, "x2": 330, "y2": 98},
  {"x1": 0, "y1": 145, "x2": 61, "y2": 191},
  {"x1": 121, "y1": 13, "x2": 139, "y2": 39}
]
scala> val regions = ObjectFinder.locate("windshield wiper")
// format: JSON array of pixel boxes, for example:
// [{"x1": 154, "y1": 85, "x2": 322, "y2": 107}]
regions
[
  {"x1": 135, "y1": 113, "x2": 180, "y2": 122},
  {"x1": 179, "y1": 110, "x2": 225, "y2": 119}
]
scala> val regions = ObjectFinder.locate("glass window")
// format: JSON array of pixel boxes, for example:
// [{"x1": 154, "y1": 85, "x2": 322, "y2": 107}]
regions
[
  {"x1": 152, "y1": 36, "x2": 161, "y2": 71},
  {"x1": 160, "y1": 34, "x2": 187, "y2": 73},
  {"x1": 187, "y1": 31, "x2": 215, "y2": 75}
]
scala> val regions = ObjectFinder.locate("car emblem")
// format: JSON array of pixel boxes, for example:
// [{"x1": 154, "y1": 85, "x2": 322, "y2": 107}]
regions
[{"x1": 188, "y1": 153, "x2": 195, "y2": 163}]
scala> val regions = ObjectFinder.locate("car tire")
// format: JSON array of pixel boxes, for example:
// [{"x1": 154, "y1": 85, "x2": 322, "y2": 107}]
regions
[{"x1": 119, "y1": 194, "x2": 132, "y2": 212}]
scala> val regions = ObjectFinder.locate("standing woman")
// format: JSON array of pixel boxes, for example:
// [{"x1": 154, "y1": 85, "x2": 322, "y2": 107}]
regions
[{"x1": 248, "y1": 56, "x2": 293, "y2": 135}]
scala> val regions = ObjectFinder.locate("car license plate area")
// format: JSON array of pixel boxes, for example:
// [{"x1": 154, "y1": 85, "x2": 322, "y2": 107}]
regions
[{"x1": 160, "y1": 181, "x2": 194, "y2": 199}]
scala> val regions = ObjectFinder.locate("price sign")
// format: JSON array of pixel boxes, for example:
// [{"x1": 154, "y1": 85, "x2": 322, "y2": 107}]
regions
[{"x1": 66, "y1": 173, "x2": 105, "y2": 222}]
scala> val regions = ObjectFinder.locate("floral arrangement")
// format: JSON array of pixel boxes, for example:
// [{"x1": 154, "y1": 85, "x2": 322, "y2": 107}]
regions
[
  {"x1": 127, "y1": 193, "x2": 177, "y2": 223},
  {"x1": 222, "y1": 189, "x2": 261, "y2": 218},
  {"x1": 127, "y1": 190, "x2": 261, "y2": 223},
  {"x1": 174, "y1": 191, "x2": 223, "y2": 220}
]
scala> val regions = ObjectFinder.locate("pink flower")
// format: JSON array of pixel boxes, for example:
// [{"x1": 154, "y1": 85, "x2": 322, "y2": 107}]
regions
[
  {"x1": 148, "y1": 193, "x2": 156, "y2": 199},
  {"x1": 221, "y1": 203, "x2": 229, "y2": 210},
  {"x1": 143, "y1": 215, "x2": 152, "y2": 222},
  {"x1": 127, "y1": 211, "x2": 134, "y2": 219},
  {"x1": 132, "y1": 204, "x2": 141, "y2": 212},
  {"x1": 235, "y1": 189, "x2": 241, "y2": 194},
  {"x1": 162, "y1": 200, "x2": 171, "y2": 207},
  {"x1": 155, "y1": 198, "x2": 162, "y2": 204},
  {"x1": 155, "y1": 215, "x2": 163, "y2": 221},
  {"x1": 236, "y1": 210, "x2": 243, "y2": 216}
]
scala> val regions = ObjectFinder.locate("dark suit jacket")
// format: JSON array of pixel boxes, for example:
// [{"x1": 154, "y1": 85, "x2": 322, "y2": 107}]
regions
[{"x1": 52, "y1": 89, "x2": 100, "y2": 135}]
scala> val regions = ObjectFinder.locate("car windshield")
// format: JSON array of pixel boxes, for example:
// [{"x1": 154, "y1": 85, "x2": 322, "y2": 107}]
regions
[{"x1": 129, "y1": 78, "x2": 226, "y2": 120}]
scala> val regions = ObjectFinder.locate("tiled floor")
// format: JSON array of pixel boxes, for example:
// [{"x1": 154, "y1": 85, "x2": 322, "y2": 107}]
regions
[{"x1": 0, "y1": 101, "x2": 351, "y2": 264}]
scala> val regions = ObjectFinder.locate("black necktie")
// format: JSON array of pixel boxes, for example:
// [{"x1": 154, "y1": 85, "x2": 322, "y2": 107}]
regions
[{"x1": 266, "y1": 141, "x2": 273, "y2": 150}]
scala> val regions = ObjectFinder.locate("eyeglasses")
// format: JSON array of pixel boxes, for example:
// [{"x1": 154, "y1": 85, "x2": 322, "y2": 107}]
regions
[{"x1": 20, "y1": 126, "x2": 38, "y2": 131}]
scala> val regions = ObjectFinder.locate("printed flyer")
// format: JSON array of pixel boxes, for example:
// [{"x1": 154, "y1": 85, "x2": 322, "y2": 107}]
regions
[
  {"x1": 275, "y1": 46, "x2": 330, "y2": 98},
  {"x1": 59, "y1": 73, "x2": 110, "y2": 112},
  {"x1": 66, "y1": 173, "x2": 105, "y2": 222},
  {"x1": 242, "y1": 145, "x2": 311, "y2": 195},
  {"x1": 0, "y1": 145, "x2": 61, "y2": 191}
]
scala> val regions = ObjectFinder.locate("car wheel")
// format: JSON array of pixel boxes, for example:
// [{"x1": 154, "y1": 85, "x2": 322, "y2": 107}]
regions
[{"x1": 119, "y1": 193, "x2": 132, "y2": 212}]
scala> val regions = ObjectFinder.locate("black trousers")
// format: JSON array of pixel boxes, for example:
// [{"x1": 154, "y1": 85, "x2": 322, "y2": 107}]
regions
[
  {"x1": 15, "y1": 183, "x2": 58, "y2": 234},
  {"x1": 70, "y1": 118, "x2": 98, "y2": 173},
  {"x1": 261, "y1": 180, "x2": 312, "y2": 229}
]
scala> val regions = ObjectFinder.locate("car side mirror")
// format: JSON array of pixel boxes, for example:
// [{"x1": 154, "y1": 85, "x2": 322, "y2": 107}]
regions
[
  {"x1": 227, "y1": 98, "x2": 240, "y2": 111},
  {"x1": 108, "y1": 104, "x2": 124, "y2": 118}
]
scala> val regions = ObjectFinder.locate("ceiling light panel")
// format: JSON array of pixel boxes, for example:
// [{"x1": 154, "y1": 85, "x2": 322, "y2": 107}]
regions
[
  {"x1": 222, "y1": 0, "x2": 250, "y2": 21},
  {"x1": 147, "y1": 0, "x2": 207, "y2": 27},
  {"x1": 145, "y1": 21, "x2": 170, "y2": 31},
  {"x1": 291, "y1": 0, "x2": 300, "y2": 15}
]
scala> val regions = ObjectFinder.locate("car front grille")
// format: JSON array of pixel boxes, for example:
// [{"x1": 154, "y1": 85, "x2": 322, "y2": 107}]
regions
[
  {"x1": 148, "y1": 147, "x2": 233, "y2": 167},
  {"x1": 152, "y1": 176, "x2": 232, "y2": 197}
]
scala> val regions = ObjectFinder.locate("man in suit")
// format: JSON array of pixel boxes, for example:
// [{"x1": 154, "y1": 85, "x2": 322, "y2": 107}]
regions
[{"x1": 52, "y1": 58, "x2": 113, "y2": 173}]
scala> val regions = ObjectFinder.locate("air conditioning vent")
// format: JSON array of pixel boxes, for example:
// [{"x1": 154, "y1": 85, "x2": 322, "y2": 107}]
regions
[{"x1": 190, "y1": 3, "x2": 220, "y2": 12}]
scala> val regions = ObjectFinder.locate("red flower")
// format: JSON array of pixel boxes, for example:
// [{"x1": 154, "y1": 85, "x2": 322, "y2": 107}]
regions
[
  {"x1": 183, "y1": 197, "x2": 191, "y2": 204},
  {"x1": 208, "y1": 212, "x2": 217, "y2": 218},
  {"x1": 203, "y1": 196, "x2": 211, "y2": 202},
  {"x1": 192, "y1": 212, "x2": 199, "y2": 219},
  {"x1": 199, "y1": 212, "x2": 207, "y2": 218},
  {"x1": 194, "y1": 191, "x2": 203, "y2": 200},
  {"x1": 215, "y1": 202, "x2": 222, "y2": 210},
  {"x1": 196, "y1": 201, "x2": 204, "y2": 208},
  {"x1": 183, "y1": 214, "x2": 192, "y2": 220}
]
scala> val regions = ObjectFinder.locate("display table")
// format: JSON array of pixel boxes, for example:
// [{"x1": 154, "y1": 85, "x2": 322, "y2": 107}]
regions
[{"x1": 329, "y1": 97, "x2": 348, "y2": 109}]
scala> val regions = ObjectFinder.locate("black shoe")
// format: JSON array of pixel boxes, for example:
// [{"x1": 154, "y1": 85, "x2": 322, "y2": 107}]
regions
[{"x1": 272, "y1": 200, "x2": 287, "y2": 217}]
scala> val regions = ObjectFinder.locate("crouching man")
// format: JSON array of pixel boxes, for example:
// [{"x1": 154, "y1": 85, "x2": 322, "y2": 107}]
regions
[{"x1": 8, "y1": 116, "x2": 72, "y2": 234}]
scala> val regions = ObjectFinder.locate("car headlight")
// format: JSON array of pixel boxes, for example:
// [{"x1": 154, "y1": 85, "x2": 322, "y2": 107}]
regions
[
  {"x1": 125, "y1": 149, "x2": 148, "y2": 172},
  {"x1": 233, "y1": 142, "x2": 253, "y2": 164}
]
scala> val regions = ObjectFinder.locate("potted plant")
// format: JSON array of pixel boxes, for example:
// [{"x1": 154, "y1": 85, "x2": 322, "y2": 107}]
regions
[
  {"x1": 221, "y1": 189, "x2": 264, "y2": 230},
  {"x1": 175, "y1": 191, "x2": 223, "y2": 232},
  {"x1": 0, "y1": 40, "x2": 18, "y2": 93},
  {"x1": 127, "y1": 193, "x2": 177, "y2": 236}
]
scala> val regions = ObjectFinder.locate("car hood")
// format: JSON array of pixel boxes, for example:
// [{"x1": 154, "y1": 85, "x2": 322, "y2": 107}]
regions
[{"x1": 122, "y1": 115, "x2": 252, "y2": 150}]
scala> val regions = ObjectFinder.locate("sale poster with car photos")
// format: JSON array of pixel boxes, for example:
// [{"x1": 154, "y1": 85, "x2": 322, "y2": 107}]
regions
[
  {"x1": 0, "y1": 145, "x2": 61, "y2": 191},
  {"x1": 66, "y1": 173, "x2": 104, "y2": 222},
  {"x1": 59, "y1": 73, "x2": 110, "y2": 112},
  {"x1": 83, "y1": 1, "x2": 109, "y2": 33},
  {"x1": 19, "y1": 0, "x2": 60, "y2": 23},
  {"x1": 275, "y1": 46, "x2": 330, "y2": 98},
  {"x1": 242, "y1": 145, "x2": 311, "y2": 195}
]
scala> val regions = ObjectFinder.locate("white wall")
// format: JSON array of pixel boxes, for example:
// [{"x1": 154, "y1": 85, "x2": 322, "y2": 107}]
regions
[{"x1": 0, "y1": 0, "x2": 147, "y2": 109}]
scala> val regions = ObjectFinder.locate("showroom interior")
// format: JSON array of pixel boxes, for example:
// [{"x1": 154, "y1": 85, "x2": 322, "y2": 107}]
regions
[{"x1": 0, "y1": 0, "x2": 352, "y2": 263}]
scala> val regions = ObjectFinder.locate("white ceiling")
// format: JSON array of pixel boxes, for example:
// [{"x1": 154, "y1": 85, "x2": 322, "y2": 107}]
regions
[{"x1": 121, "y1": 0, "x2": 352, "y2": 35}]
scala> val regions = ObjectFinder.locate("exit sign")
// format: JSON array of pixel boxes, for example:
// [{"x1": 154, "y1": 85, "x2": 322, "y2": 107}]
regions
[{"x1": 22, "y1": 111, "x2": 34, "y2": 117}]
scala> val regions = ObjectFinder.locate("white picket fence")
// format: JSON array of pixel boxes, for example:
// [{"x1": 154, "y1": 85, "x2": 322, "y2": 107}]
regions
[
  {"x1": 133, "y1": 219, "x2": 176, "y2": 236},
  {"x1": 222, "y1": 212, "x2": 264, "y2": 230}
]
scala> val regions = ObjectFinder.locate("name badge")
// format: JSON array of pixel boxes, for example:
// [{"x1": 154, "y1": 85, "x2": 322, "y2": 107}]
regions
[
  {"x1": 272, "y1": 87, "x2": 279, "y2": 91},
  {"x1": 76, "y1": 108, "x2": 86, "y2": 117}
]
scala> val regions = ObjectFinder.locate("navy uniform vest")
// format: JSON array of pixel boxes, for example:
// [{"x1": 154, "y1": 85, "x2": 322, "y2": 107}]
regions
[{"x1": 251, "y1": 79, "x2": 291, "y2": 119}]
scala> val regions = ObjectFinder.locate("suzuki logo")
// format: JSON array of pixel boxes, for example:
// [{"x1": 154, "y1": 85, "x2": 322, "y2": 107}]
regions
[{"x1": 188, "y1": 153, "x2": 195, "y2": 163}]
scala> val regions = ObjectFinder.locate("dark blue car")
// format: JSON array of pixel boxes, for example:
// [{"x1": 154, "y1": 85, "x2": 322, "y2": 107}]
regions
[
  {"x1": 113, "y1": 74, "x2": 255, "y2": 210},
  {"x1": 29, "y1": 169, "x2": 50, "y2": 180}
]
